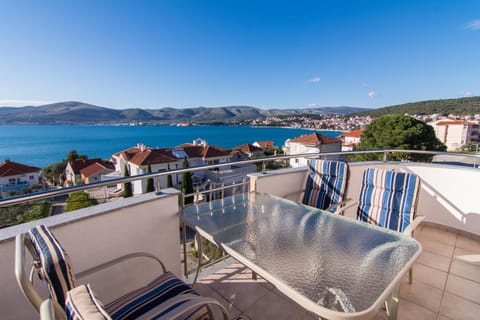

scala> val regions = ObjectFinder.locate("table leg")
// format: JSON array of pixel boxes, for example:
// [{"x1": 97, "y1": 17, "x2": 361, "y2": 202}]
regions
[
  {"x1": 182, "y1": 221, "x2": 188, "y2": 277},
  {"x1": 193, "y1": 232, "x2": 203, "y2": 286},
  {"x1": 386, "y1": 283, "x2": 400, "y2": 320}
]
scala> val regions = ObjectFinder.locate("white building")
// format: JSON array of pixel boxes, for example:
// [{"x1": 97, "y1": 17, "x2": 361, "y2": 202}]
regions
[
  {"x1": 112, "y1": 140, "x2": 234, "y2": 195},
  {"x1": 112, "y1": 144, "x2": 183, "y2": 195},
  {"x1": 430, "y1": 120, "x2": 480, "y2": 151},
  {"x1": 283, "y1": 132, "x2": 342, "y2": 167},
  {"x1": 337, "y1": 128, "x2": 364, "y2": 151},
  {"x1": 0, "y1": 160, "x2": 41, "y2": 197}
]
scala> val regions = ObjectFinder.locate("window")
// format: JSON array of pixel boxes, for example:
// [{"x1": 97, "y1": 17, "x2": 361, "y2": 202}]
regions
[
  {"x1": 9, "y1": 178, "x2": 15, "y2": 184},
  {"x1": 29, "y1": 175, "x2": 34, "y2": 179}
]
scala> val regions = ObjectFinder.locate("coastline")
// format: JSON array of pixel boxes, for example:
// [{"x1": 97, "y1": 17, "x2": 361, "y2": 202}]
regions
[{"x1": 0, "y1": 125, "x2": 342, "y2": 168}]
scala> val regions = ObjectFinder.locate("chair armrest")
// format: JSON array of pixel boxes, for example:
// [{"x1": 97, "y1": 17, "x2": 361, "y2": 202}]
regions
[
  {"x1": 403, "y1": 215, "x2": 425, "y2": 237},
  {"x1": 162, "y1": 293, "x2": 229, "y2": 320},
  {"x1": 15, "y1": 234, "x2": 66, "y2": 320},
  {"x1": 326, "y1": 198, "x2": 355, "y2": 215},
  {"x1": 333, "y1": 199, "x2": 357, "y2": 216},
  {"x1": 76, "y1": 252, "x2": 167, "y2": 279},
  {"x1": 40, "y1": 300, "x2": 54, "y2": 320}
]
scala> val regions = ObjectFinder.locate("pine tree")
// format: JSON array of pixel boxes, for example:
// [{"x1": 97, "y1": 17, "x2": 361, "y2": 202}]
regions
[
  {"x1": 181, "y1": 158, "x2": 193, "y2": 204},
  {"x1": 145, "y1": 163, "x2": 155, "y2": 193},
  {"x1": 123, "y1": 165, "x2": 133, "y2": 198}
]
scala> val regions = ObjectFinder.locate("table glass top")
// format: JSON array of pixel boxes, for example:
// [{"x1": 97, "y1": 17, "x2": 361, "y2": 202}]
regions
[{"x1": 183, "y1": 192, "x2": 421, "y2": 314}]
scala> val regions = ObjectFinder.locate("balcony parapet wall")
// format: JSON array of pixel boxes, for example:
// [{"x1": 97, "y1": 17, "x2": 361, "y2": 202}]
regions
[{"x1": 0, "y1": 188, "x2": 181, "y2": 320}]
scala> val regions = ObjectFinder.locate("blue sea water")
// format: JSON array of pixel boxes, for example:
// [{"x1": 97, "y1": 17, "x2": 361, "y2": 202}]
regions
[{"x1": 0, "y1": 125, "x2": 343, "y2": 168}]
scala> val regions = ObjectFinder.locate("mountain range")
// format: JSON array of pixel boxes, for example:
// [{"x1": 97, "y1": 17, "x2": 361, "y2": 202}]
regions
[
  {"x1": 1, "y1": 96, "x2": 479, "y2": 125},
  {"x1": 0, "y1": 102, "x2": 367, "y2": 125}
]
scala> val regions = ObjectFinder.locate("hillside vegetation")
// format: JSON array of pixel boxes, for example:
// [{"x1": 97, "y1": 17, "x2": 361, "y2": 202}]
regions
[{"x1": 354, "y1": 96, "x2": 480, "y2": 117}]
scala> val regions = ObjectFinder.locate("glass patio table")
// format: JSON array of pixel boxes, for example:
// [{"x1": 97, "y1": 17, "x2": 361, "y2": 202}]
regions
[{"x1": 182, "y1": 192, "x2": 422, "y2": 320}]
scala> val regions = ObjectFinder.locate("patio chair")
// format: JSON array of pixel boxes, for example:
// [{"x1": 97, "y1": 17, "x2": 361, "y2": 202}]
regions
[
  {"x1": 16, "y1": 224, "x2": 228, "y2": 320},
  {"x1": 339, "y1": 167, "x2": 424, "y2": 283},
  {"x1": 302, "y1": 159, "x2": 349, "y2": 213}
]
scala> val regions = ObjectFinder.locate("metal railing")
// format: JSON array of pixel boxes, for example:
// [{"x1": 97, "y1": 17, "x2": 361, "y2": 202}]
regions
[{"x1": 1, "y1": 149, "x2": 479, "y2": 209}]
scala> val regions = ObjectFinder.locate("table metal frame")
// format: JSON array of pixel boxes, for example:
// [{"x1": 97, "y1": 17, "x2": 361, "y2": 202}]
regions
[{"x1": 181, "y1": 192, "x2": 422, "y2": 320}]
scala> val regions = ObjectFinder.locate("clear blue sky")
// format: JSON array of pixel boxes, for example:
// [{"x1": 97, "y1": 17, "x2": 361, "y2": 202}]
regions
[{"x1": 0, "y1": 1, "x2": 479, "y2": 109}]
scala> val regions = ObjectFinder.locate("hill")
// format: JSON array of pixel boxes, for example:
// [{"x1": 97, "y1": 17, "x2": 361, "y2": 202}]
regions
[
  {"x1": 0, "y1": 101, "x2": 366, "y2": 125},
  {"x1": 353, "y1": 96, "x2": 480, "y2": 117}
]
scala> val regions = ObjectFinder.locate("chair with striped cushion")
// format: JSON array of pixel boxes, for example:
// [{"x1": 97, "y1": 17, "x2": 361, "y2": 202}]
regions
[
  {"x1": 355, "y1": 168, "x2": 424, "y2": 283},
  {"x1": 302, "y1": 159, "x2": 349, "y2": 213},
  {"x1": 16, "y1": 225, "x2": 228, "y2": 320}
]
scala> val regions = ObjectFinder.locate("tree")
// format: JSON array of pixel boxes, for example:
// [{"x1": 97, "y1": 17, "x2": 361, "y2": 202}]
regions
[
  {"x1": 66, "y1": 150, "x2": 87, "y2": 162},
  {"x1": 23, "y1": 201, "x2": 50, "y2": 222},
  {"x1": 181, "y1": 158, "x2": 193, "y2": 204},
  {"x1": 358, "y1": 115, "x2": 447, "y2": 161},
  {"x1": 66, "y1": 192, "x2": 98, "y2": 212},
  {"x1": 145, "y1": 163, "x2": 155, "y2": 193},
  {"x1": 43, "y1": 162, "x2": 66, "y2": 186},
  {"x1": 123, "y1": 165, "x2": 133, "y2": 198},
  {"x1": 166, "y1": 164, "x2": 173, "y2": 188}
]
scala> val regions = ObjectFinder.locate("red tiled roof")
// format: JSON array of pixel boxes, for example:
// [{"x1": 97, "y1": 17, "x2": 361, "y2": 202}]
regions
[
  {"x1": 232, "y1": 144, "x2": 264, "y2": 154},
  {"x1": 129, "y1": 149, "x2": 176, "y2": 166},
  {"x1": 69, "y1": 158, "x2": 103, "y2": 173},
  {"x1": 201, "y1": 146, "x2": 230, "y2": 158},
  {"x1": 80, "y1": 162, "x2": 114, "y2": 177},
  {"x1": 180, "y1": 145, "x2": 230, "y2": 159},
  {"x1": 288, "y1": 132, "x2": 340, "y2": 145},
  {"x1": 338, "y1": 128, "x2": 364, "y2": 138},
  {"x1": 114, "y1": 147, "x2": 142, "y2": 161},
  {"x1": 181, "y1": 145, "x2": 204, "y2": 158},
  {"x1": 436, "y1": 120, "x2": 478, "y2": 126},
  {"x1": 0, "y1": 160, "x2": 40, "y2": 177},
  {"x1": 254, "y1": 141, "x2": 274, "y2": 149}
]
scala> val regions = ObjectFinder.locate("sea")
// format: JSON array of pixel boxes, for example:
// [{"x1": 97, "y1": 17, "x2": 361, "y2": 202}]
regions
[{"x1": 0, "y1": 125, "x2": 343, "y2": 168}]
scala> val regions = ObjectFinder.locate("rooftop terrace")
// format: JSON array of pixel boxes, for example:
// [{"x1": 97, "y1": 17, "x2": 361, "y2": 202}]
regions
[{"x1": 1, "y1": 150, "x2": 479, "y2": 320}]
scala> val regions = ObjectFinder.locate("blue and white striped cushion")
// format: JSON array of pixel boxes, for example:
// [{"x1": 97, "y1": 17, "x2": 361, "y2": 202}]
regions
[
  {"x1": 66, "y1": 284, "x2": 111, "y2": 320},
  {"x1": 356, "y1": 168, "x2": 420, "y2": 233},
  {"x1": 105, "y1": 271, "x2": 197, "y2": 320},
  {"x1": 303, "y1": 160, "x2": 348, "y2": 212},
  {"x1": 28, "y1": 225, "x2": 76, "y2": 307}
]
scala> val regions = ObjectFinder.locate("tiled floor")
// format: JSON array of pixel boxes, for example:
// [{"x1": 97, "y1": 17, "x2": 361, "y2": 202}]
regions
[{"x1": 192, "y1": 223, "x2": 480, "y2": 320}]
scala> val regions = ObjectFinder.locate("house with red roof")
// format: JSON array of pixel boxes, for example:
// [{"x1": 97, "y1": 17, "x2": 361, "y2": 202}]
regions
[
  {"x1": 0, "y1": 160, "x2": 41, "y2": 197},
  {"x1": 231, "y1": 143, "x2": 265, "y2": 157},
  {"x1": 430, "y1": 119, "x2": 480, "y2": 151},
  {"x1": 112, "y1": 143, "x2": 183, "y2": 195},
  {"x1": 80, "y1": 162, "x2": 115, "y2": 184},
  {"x1": 64, "y1": 158, "x2": 104, "y2": 186},
  {"x1": 112, "y1": 139, "x2": 234, "y2": 195},
  {"x1": 252, "y1": 141, "x2": 276, "y2": 150},
  {"x1": 337, "y1": 128, "x2": 364, "y2": 151},
  {"x1": 283, "y1": 132, "x2": 342, "y2": 167}
]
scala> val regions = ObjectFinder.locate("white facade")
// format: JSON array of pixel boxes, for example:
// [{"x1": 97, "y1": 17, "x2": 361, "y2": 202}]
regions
[
  {"x1": 430, "y1": 120, "x2": 480, "y2": 151},
  {"x1": 0, "y1": 171, "x2": 40, "y2": 197},
  {"x1": 284, "y1": 141, "x2": 342, "y2": 167}
]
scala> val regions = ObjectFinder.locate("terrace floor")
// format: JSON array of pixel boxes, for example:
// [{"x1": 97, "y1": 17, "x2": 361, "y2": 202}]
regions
[{"x1": 190, "y1": 223, "x2": 480, "y2": 320}]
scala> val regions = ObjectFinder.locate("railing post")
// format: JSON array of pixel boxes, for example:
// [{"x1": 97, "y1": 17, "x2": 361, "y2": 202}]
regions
[
  {"x1": 179, "y1": 194, "x2": 188, "y2": 277},
  {"x1": 383, "y1": 151, "x2": 388, "y2": 162},
  {"x1": 262, "y1": 161, "x2": 266, "y2": 174}
]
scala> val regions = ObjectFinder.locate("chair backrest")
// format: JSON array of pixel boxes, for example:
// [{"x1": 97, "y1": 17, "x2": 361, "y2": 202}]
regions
[
  {"x1": 302, "y1": 159, "x2": 349, "y2": 212},
  {"x1": 28, "y1": 225, "x2": 76, "y2": 307},
  {"x1": 356, "y1": 168, "x2": 420, "y2": 233}
]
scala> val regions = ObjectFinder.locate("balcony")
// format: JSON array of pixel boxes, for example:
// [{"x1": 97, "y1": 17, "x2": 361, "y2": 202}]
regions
[{"x1": 0, "y1": 150, "x2": 479, "y2": 319}]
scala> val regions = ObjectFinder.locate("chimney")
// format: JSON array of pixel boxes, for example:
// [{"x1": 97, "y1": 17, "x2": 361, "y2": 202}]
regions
[{"x1": 137, "y1": 143, "x2": 146, "y2": 152}]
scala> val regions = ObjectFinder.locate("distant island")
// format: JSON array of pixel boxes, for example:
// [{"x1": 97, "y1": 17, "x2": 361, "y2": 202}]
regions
[{"x1": 0, "y1": 96, "x2": 479, "y2": 125}]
